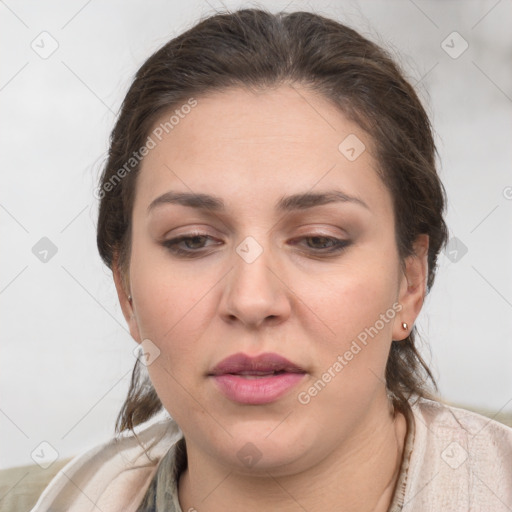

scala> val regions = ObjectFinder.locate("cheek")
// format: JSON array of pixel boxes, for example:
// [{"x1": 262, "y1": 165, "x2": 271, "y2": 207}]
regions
[
  {"x1": 310, "y1": 255, "x2": 399, "y2": 338},
  {"x1": 133, "y1": 273, "x2": 213, "y2": 358},
  {"x1": 295, "y1": 271, "x2": 399, "y2": 414},
  {"x1": 130, "y1": 256, "x2": 218, "y2": 423},
  {"x1": 129, "y1": 243, "x2": 216, "y2": 364},
  {"x1": 299, "y1": 249, "x2": 400, "y2": 385}
]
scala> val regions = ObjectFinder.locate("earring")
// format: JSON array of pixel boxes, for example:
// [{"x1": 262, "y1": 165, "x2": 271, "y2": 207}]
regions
[
  {"x1": 401, "y1": 322, "x2": 408, "y2": 330},
  {"x1": 128, "y1": 295, "x2": 132, "y2": 302}
]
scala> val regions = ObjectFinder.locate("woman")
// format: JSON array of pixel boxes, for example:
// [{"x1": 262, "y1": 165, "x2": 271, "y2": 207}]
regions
[{"x1": 31, "y1": 8, "x2": 512, "y2": 512}]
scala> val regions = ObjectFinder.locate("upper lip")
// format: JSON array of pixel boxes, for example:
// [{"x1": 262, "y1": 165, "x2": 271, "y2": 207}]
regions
[{"x1": 209, "y1": 352, "x2": 306, "y2": 376}]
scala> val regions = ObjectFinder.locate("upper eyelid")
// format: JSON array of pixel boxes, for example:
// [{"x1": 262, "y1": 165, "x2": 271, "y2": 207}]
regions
[
  {"x1": 165, "y1": 231, "x2": 347, "y2": 241},
  {"x1": 164, "y1": 223, "x2": 350, "y2": 238}
]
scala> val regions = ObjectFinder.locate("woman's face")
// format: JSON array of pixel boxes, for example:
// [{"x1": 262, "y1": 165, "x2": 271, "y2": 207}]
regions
[{"x1": 115, "y1": 85, "x2": 427, "y2": 474}]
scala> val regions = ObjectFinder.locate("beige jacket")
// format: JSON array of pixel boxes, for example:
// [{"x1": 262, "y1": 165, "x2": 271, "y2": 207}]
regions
[{"x1": 30, "y1": 398, "x2": 512, "y2": 511}]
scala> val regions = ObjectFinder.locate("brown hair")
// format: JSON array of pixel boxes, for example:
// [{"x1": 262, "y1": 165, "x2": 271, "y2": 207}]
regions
[{"x1": 96, "y1": 8, "x2": 448, "y2": 436}]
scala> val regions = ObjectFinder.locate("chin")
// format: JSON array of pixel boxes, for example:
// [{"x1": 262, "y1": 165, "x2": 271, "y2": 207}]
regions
[{"x1": 212, "y1": 420, "x2": 317, "y2": 475}]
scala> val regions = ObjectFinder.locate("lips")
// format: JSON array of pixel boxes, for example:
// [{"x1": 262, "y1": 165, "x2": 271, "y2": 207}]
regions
[
  {"x1": 209, "y1": 352, "x2": 305, "y2": 376},
  {"x1": 208, "y1": 352, "x2": 306, "y2": 405}
]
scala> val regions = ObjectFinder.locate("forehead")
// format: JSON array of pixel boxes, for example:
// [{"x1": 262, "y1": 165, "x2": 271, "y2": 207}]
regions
[{"x1": 134, "y1": 85, "x2": 392, "y2": 220}]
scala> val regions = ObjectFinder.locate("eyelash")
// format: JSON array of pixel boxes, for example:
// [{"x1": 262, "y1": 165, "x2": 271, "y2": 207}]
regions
[{"x1": 161, "y1": 233, "x2": 351, "y2": 258}]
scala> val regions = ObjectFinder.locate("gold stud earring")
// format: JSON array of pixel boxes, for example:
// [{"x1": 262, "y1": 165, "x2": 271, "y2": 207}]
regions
[
  {"x1": 402, "y1": 322, "x2": 408, "y2": 330},
  {"x1": 128, "y1": 295, "x2": 132, "y2": 303}
]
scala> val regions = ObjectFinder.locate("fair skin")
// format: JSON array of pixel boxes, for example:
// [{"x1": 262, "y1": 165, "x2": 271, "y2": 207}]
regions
[{"x1": 113, "y1": 85, "x2": 428, "y2": 511}]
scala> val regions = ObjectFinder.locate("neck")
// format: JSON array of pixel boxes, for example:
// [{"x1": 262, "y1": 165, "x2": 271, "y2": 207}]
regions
[{"x1": 178, "y1": 395, "x2": 408, "y2": 512}]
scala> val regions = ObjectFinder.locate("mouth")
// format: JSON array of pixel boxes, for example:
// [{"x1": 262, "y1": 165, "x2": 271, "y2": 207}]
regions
[
  {"x1": 209, "y1": 352, "x2": 305, "y2": 375},
  {"x1": 208, "y1": 352, "x2": 307, "y2": 405}
]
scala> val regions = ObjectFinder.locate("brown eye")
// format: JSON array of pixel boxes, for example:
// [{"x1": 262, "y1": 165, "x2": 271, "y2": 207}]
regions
[
  {"x1": 162, "y1": 234, "x2": 220, "y2": 257},
  {"x1": 291, "y1": 236, "x2": 352, "y2": 254}
]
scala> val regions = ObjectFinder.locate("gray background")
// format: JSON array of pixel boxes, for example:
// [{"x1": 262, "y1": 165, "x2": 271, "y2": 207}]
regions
[{"x1": 1, "y1": 0, "x2": 511, "y2": 469}]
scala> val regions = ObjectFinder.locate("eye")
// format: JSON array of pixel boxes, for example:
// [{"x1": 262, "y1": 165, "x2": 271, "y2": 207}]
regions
[
  {"x1": 291, "y1": 235, "x2": 352, "y2": 254},
  {"x1": 161, "y1": 233, "x2": 351, "y2": 258},
  {"x1": 162, "y1": 233, "x2": 220, "y2": 257}
]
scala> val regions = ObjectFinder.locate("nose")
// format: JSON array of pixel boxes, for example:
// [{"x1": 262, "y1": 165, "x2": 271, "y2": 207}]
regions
[{"x1": 219, "y1": 238, "x2": 291, "y2": 329}]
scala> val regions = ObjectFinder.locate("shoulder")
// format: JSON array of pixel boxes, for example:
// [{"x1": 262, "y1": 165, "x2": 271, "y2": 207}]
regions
[
  {"x1": 413, "y1": 396, "x2": 511, "y2": 435},
  {"x1": 29, "y1": 416, "x2": 183, "y2": 512},
  {"x1": 402, "y1": 397, "x2": 512, "y2": 511},
  {"x1": 413, "y1": 397, "x2": 512, "y2": 459}
]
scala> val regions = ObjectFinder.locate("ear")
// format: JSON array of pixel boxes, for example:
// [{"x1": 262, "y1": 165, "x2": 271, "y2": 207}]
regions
[
  {"x1": 393, "y1": 233, "x2": 429, "y2": 341},
  {"x1": 112, "y1": 252, "x2": 142, "y2": 344}
]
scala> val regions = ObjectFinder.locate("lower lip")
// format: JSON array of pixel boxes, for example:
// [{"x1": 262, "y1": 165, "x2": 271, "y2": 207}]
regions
[{"x1": 211, "y1": 373, "x2": 306, "y2": 405}]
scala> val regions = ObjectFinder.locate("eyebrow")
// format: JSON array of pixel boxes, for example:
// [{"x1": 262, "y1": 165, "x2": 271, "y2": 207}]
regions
[{"x1": 147, "y1": 190, "x2": 370, "y2": 214}]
